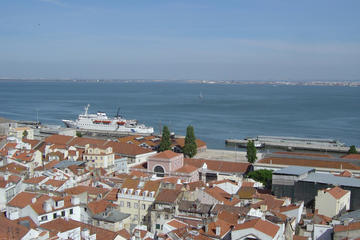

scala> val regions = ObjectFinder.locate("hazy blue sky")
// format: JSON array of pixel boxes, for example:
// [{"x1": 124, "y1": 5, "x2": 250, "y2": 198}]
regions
[{"x1": 1, "y1": 0, "x2": 359, "y2": 80}]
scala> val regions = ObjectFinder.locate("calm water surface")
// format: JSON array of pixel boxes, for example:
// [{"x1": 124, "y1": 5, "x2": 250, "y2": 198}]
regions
[{"x1": 0, "y1": 81, "x2": 359, "y2": 149}]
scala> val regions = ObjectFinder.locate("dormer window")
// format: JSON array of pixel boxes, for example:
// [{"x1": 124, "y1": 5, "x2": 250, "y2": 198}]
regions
[
  {"x1": 135, "y1": 190, "x2": 141, "y2": 195},
  {"x1": 143, "y1": 190, "x2": 148, "y2": 197},
  {"x1": 122, "y1": 188, "x2": 127, "y2": 194},
  {"x1": 149, "y1": 191, "x2": 155, "y2": 197}
]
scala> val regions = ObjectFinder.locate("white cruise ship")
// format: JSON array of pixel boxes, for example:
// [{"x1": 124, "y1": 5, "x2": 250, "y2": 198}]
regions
[{"x1": 62, "y1": 105, "x2": 154, "y2": 134}]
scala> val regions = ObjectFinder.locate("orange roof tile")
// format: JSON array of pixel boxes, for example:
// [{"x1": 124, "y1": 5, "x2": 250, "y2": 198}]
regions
[
  {"x1": 152, "y1": 150, "x2": 181, "y2": 159},
  {"x1": 175, "y1": 164, "x2": 198, "y2": 173},
  {"x1": 12, "y1": 149, "x2": 36, "y2": 162},
  {"x1": 233, "y1": 218, "x2": 280, "y2": 238},
  {"x1": 341, "y1": 154, "x2": 360, "y2": 160},
  {"x1": 0, "y1": 215, "x2": 30, "y2": 239},
  {"x1": 43, "y1": 179, "x2": 66, "y2": 188},
  {"x1": 40, "y1": 218, "x2": 120, "y2": 240},
  {"x1": 105, "y1": 141, "x2": 153, "y2": 156},
  {"x1": 44, "y1": 134, "x2": 74, "y2": 145},
  {"x1": 0, "y1": 162, "x2": 27, "y2": 174},
  {"x1": 88, "y1": 199, "x2": 116, "y2": 215},
  {"x1": 184, "y1": 158, "x2": 250, "y2": 173},
  {"x1": 64, "y1": 185, "x2": 109, "y2": 196},
  {"x1": 334, "y1": 221, "x2": 360, "y2": 232},
  {"x1": 258, "y1": 156, "x2": 360, "y2": 171},
  {"x1": 205, "y1": 186, "x2": 240, "y2": 206},
  {"x1": 8, "y1": 192, "x2": 38, "y2": 208},
  {"x1": 34, "y1": 160, "x2": 60, "y2": 171},
  {"x1": 121, "y1": 178, "x2": 140, "y2": 189},
  {"x1": 324, "y1": 186, "x2": 349, "y2": 199},
  {"x1": 23, "y1": 176, "x2": 47, "y2": 184},
  {"x1": 166, "y1": 219, "x2": 188, "y2": 229},
  {"x1": 155, "y1": 189, "x2": 182, "y2": 203}
]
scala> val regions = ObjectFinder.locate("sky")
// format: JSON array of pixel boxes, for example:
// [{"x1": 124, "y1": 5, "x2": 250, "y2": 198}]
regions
[{"x1": 0, "y1": 0, "x2": 359, "y2": 81}]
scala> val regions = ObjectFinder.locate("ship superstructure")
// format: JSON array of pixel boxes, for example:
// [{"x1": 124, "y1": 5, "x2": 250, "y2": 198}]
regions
[{"x1": 62, "y1": 105, "x2": 154, "y2": 134}]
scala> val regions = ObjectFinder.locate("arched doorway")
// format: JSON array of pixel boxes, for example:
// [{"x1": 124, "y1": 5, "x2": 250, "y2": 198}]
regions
[{"x1": 154, "y1": 165, "x2": 165, "y2": 177}]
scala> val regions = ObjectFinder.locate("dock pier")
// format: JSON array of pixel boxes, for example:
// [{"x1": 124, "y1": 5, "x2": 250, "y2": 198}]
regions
[{"x1": 225, "y1": 136, "x2": 351, "y2": 153}]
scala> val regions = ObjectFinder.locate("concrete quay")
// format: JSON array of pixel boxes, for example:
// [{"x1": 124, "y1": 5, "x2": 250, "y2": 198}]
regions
[{"x1": 225, "y1": 136, "x2": 351, "y2": 153}]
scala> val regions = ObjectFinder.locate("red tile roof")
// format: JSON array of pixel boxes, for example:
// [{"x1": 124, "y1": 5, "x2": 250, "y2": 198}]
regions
[
  {"x1": 40, "y1": 218, "x2": 120, "y2": 240},
  {"x1": 205, "y1": 186, "x2": 240, "y2": 206},
  {"x1": 341, "y1": 154, "x2": 360, "y2": 160},
  {"x1": 12, "y1": 149, "x2": 36, "y2": 162},
  {"x1": 184, "y1": 158, "x2": 250, "y2": 173},
  {"x1": 64, "y1": 185, "x2": 109, "y2": 196},
  {"x1": 324, "y1": 186, "x2": 349, "y2": 199},
  {"x1": 88, "y1": 199, "x2": 116, "y2": 215},
  {"x1": 7, "y1": 192, "x2": 38, "y2": 208},
  {"x1": 0, "y1": 162, "x2": 27, "y2": 175},
  {"x1": 23, "y1": 176, "x2": 47, "y2": 184},
  {"x1": 43, "y1": 179, "x2": 66, "y2": 188},
  {"x1": 34, "y1": 160, "x2": 60, "y2": 171},
  {"x1": 258, "y1": 156, "x2": 360, "y2": 171},
  {"x1": 155, "y1": 189, "x2": 182, "y2": 203},
  {"x1": 334, "y1": 221, "x2": 360, "y2": 232},
  {"x1": 175, "y1": 164, "x2": 198, "y2": 173},
  {"x1": 0, "y1": 215, "x2": 30, "y2": 239},
  {"x1": 44, "y1": 134, "x2": 74, "y2": 145},
  {"x1": 152, "y1": 150, "x2": 181, "y2": 159},
  {"x1": 233, "y1": 218, "x2": 280, "y2": 238}
]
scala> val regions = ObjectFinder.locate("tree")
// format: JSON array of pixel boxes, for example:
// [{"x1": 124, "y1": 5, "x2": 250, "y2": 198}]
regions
[
  {"x1": 22, "y1": 130, "x2": 28, "y2": 139},
  {"x1": 349, "y1": 145, "x2": 357, "y2": 154},
  {"x1": 76, "y1": 131, "x2": 83, "y2": 137},
  {"x1": 247, "y1": 169, "x2": 273, "y2": 189},
  {"x1": 183, "y1": 125, "x2": 197, "y2": 158},
  {"x1": 246, "y1": 140, "x2": 257, "y2": 163},
  {"x1": 159, "y1": 125, "x2": 171, "y2": 152}
]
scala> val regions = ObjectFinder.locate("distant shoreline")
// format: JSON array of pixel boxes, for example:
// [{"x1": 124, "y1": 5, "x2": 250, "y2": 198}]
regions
[{"x1": 0, "y1": 78, "x2": 359, "y2": 87}]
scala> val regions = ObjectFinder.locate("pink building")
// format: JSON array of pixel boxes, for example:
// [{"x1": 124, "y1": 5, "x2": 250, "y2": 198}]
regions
[{"x1": 147, "y1": 150, "x2": 183, "y2": 177}]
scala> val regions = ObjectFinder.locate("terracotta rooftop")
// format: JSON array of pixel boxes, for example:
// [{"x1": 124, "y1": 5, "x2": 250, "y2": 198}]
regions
[
  {"x1": 324, "y1": 186, "x2": 349, "y2": 199},
  {"x1": 233, "y1": 218, "x2": 280, "y2": 238},
  {"x1": 274, "y1": 151, "x2": 333, "y2": 158},
  {"x1": 0, "y1": 215, "x2": 30, "y2": 239},
  {"x1": 0, "y1": 162, "x2": 27, "y2": 174},
  {"x1": 237, "y1": 187, "x2": 257, "y2": 199},
  {"x1": 200, "y1": 219, "x2": 232, "y2": 238},
  {"x1": 43, "y1": 179, "x2": 66, "y2": 188},
  {"x1": 166, "y1": 219, "x2": 188, "y2": 229},
  {"x1": 40, "y1": 218, "x2": 120, "y2": 240},
  {"x1": 11, "y1": 149, "x2": 36, "y2": 162},
  {"x1": 175, "y1": 164, "x2": 199, "y2": 173},
  {"x1": 155, "y1": 189, "x2": 182, "y2": 203},
  {"x1": 105, "y1": 141, "x2": 154, "y2": 156},
  {"x1": 205, "y1": 186, "x2": 240, "y2": 206},
  {"x1": 64, "y1": 185, "x2": 110, "y2": 196},
  {"x1": 88, "y1": 199, "x2": 116, "y2": 215},
  {"x1": 121, "y1": 178, "x2": 140, "y2": 189},
  {"x1": 334, "y1": 221, "x2": 360, "y2": 232},
  {"x1": 7, "y1": 192, "x2": 38, "y2": 208},
  {"x1": 342, "y1": 154, "x2": 360, "y2": 160},
  {"x1": 44, "y1": 134, "x2": 74, "y2": 145},
  {"x1": 22, "y1": 139, "x2": 41, "y2": 149},
  {"x1": 184, "y1": 158, "x2": 251, "y2": 174},
  {"x1": 23, "y1": 176, "x2": 47, "y2": 184},
  {"x1": 258, "y1": 156, "x2": 360, "y2": 171},
  {"x1": 152, "y1": 150, "x2": 182, "y2": 159},
  {"x1": 34, "y1": 160, "x2": 60, "y2": 171}
]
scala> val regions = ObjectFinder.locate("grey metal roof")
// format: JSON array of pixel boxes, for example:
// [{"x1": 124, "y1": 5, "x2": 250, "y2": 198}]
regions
[
  {"x1": 338, "y1": 209, "x2": 360, "y2": 222},
  {"x1": 53, "y1": 160, "x2": 86, "y2": 169},
  {"x1": 302, "y1": 172, "x2": 360, "y2": 187},
  {"x1": 273, "y1": 166, "x2": 315, "y2": 176},
  {"x1": 93, "y1": 210, "x2": 130, "y2": 223}
]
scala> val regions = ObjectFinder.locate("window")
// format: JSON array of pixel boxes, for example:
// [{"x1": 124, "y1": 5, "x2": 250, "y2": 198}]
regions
[
  {"x1": 41, "y1": 215, "x2": 48, "y2": 221},
  {"x1": 61, "y1": 211, "x2": 65, "y2": 217},
  {"x1": 157, "y1": 214, "x2": 160, "y2": 220},
  {"x1": 53, "y1": 213, "x2": 57, "y2": 219},
  {"x1": 70, "y1": 209, "x2": 73, "y2": 215},
  {"x1": 156, "y1": 224, "x2": 161, "y2": 230},
  {"x1": 165, "y1": 214, "x2": 169, "y2": 220},
  {"x1": 142, "y1": 204, "x2": 146, "y2": 210},
  {"x1": 134, "y1": 203, "x2": 138, "y2": 209},
  {"x1": 127, "y1": 202, "x2": 131, "y2": 208},
  {"x1": 120, "y1": 201, "x2": 124, "y2": 207}
]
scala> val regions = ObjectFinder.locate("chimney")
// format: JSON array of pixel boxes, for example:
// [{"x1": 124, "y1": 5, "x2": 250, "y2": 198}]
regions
[
  {"x1": 204, "y1": 224, "x2": 208, "y2": 233},
  {"x1": 4, "y1": 174, "x2": 8, "y2": 181},
  {"x1": 216, "y1": 225, "x2": 221, "y2": 236},
  {"x1": 32, "y1": 197, "x2": 37, "y2": 204}
]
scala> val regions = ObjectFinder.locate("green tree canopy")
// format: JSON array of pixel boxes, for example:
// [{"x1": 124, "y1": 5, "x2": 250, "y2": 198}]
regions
[
  {"x1": 246, "y1": 140, "x2": 257, "y2": 163},
  {"x1": 349, "y1": 145, "x2": 358, "y2": 154},
  {"x1": 183, "y1": 125, "x2": 197, "y2": 158},
  {"x1": 22, "y1": 130, "x2": 28, "y2": 139},
  {"x1": 247, "y1": 169, "x2": 273, "y2": 189},
  {"x1": 159, "y1": 125, "x2": 172, "y2": 152}
]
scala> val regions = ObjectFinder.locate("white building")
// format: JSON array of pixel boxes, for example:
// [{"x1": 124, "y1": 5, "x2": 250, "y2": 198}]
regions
[{"x1": 315, "y1": 186, "x2": 351, "y2": 218}]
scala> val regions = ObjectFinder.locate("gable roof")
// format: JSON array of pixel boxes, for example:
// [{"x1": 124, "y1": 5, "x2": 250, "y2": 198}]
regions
[
  {"x1": 88, "y1": 199, "x2": 116, "y2": 215},
  {"x1": 155, "y1": 189, "x2": 182, "y2": 203},
  {"x1": 40, "y1": 218, "x2": 120, "y2": 240},
  {"x1": 44, "y1": 134, "x2": 74, "y2": 145},
  {"x1": 184, "y1": 158, "x2": 250, "y2": 174},
  {"x1": 7, "y1": 192, "x2": 38, "y2": 208},
  {"x1": 324, "y1": 186, "x2": 349, "y2": 199},
  {"x1": 233, "y1": 218, "x2": 280, "y2": 238},
  {"x1": 152, "y1": 150, "x2": 181, "y2": 159}
]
